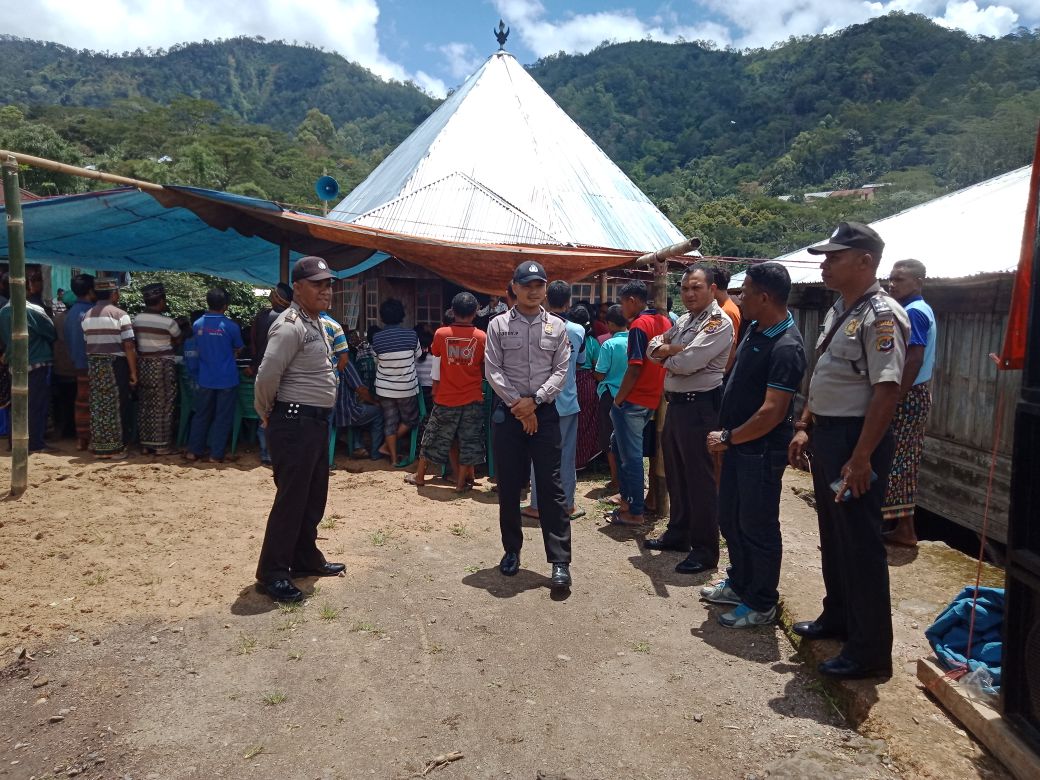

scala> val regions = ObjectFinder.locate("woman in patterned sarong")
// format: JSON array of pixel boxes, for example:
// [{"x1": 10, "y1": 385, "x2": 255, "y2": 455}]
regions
[
  {"x1": 133, "y1": 284, "x2": 182, "y2": 454},
  {"x1": 74, "y1": 370, "x2": 91, "y2": 449},
  {"x1": 88, "y1": 353, "x2": 132, "y2": 457}
]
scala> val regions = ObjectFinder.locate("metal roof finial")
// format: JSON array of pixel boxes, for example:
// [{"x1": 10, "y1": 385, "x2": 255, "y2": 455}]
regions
[{"x1": 494, "y1": 19, "x2": 510, "y2": 50}]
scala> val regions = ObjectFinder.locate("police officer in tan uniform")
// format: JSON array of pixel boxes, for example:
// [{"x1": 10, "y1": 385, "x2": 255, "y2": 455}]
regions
[
  {"x1": 644, "y1": 264, "x2": 732, "y2": 573},
  {"x1": 254, "y1": 256, "x2": 345, "y2": 602},
  {"x1": 788, "y1": 222, "x2": 909, "y2": 678},
  {"x1": 485, "y1": 261, "x2": 572, "y2": 589}
]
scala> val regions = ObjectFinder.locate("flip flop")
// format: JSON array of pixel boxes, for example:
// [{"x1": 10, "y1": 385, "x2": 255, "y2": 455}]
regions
[
  {"x1": 606, "y1": 508, "x2": 645, "y2": 527},
  {"x1": 569, "y1": 508, "x2": 587, "y2": 520}
]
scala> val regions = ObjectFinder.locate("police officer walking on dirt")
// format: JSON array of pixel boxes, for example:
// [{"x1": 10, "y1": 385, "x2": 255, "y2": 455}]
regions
[
  {"x1": 485, "y1": 261, "x2": 573, "y2": 590},
  {"x1": 254, "y1": 256, "x2": 346, "y2": 603},
  {"x1": 788, "y1": 222, "x2": 909, "y2": 679}
]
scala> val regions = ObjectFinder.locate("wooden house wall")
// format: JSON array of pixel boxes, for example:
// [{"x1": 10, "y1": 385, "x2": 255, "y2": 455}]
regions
[{"x1": 788, "y1": 274, "x2": 1019, "y2": 543}]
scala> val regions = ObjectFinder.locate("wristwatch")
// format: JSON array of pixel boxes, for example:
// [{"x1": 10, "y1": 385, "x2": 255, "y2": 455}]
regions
[{"x1": 720, "y1": 429, "x2": 731, "y2": 444}]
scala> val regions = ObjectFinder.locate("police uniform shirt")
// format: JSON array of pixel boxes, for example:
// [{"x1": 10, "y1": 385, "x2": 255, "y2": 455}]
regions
[
  {"x1": 646, "y1": 299, "x2": 732, "y2": 392},
  {"x1": 719, "y1": 312, "x2": 806, "y2": 433},
  {"x1": 484, "y1": 307, "x2": 570, "y2": 405},
  {"x1": 254, "y1": 302, "x2": 337, "y2": 415},
  {"x1": 808, "y1": 281, "x2": 909, "y2": 417}
]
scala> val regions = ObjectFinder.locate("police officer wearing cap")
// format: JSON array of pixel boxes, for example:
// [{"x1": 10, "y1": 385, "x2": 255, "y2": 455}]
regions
[
  {"x1": 485, "y1": 261, "x2": 573, "y2": 589},
  {"x1": 254, "y1": 256, "x2": 345, "y2": 602},
  {"x1": 788, "y1": 221, "x2": 909, "y2": 679}
]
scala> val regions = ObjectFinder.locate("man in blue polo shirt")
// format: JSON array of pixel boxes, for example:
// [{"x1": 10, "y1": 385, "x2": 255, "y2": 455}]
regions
[
  {"x1": 186, "y1": 287, "x2": 243, "y2": 463},
  {"x1": 705, "y1": 262, "x2": 807, "y2": 628}
]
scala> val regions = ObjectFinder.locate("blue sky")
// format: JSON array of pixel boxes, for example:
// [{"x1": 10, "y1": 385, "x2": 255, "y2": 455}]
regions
[{"x1": 5, "y1": 1, "x2": 1040, "y2": 97}]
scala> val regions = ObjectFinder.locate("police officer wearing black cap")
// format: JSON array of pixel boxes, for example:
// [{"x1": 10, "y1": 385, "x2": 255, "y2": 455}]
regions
[
  {"x1": 254, "y1": 256, "x2": 346, "y2": 602},
  {"x1": 485, "y1": 261, "x2": 573, "y2": 589},
  {"x1": 788, "y1": 222, "x2": 909, "y2": 679}
]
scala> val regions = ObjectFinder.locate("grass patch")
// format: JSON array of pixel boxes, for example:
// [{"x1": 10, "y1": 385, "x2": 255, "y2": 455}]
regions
[
  {"x1": 85, "y1": 572, "x2": 107, "y2": 586},
  {"x1": 428, "y1": 642, "x2": 445, "y2": 654},
  {"x1": 418, "y1": 522, "x2": 433, "y2": 532},
  {"x1": 318, "y1": 516, "x2": 337, "y2": 530},
  {"x1": 370, "y1": 528, "x2": 391, "y2": 546},
  {"x1": 350, "y1": 620, "x2": 384, "y2": 636},
  {"x1": 448, "y1": 522, "x2": 468, "y2": 538},
  {"x1": 318, "y1": 603, "x2": 339, "y2": 622},
  {"x1": 633, "y1": 641, "x2": 651, "y2": 654},
  {"x1": 287, "y1": 651, "x2": 302, "y2": 661},
  {"x1": 464, "y1": 564, "x2": 480, "y2": 574},
  {"x1": 277, "y1": 600, "x2": 302, "y2": 614},
  {"x1": 277, "y1": 619, "x2": 301, "y2": 632},
  {"x1": 261, "y1": 691, "x2": 287, "y2": 706},
  {"x1": 236, "y1": 634, "x2": 259, "y2": 655},
  {"x1": 243, "y1": 744, "x2": 264, "y2": 760}
]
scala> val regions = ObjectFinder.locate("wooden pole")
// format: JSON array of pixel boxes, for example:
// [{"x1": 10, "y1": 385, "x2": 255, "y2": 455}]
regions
[
  {"x1": 0, "y1": 148, "x2": 162, "y2": 191},
  {"x1": 599, "y1": 271, "x2": 608, "y2": 304},
  {"x1": 279, "y1": 240, "x2": 290, "y2": 284},
  {"x1": 3, "y1": 156, "x2": 29, "y2": 498},
  {"x1": 650, "y1": 255, "x2": 670, "y2": 518}
]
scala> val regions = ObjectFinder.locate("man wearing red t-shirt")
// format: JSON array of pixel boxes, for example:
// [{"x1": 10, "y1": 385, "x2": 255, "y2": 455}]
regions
[
  {"x1": 407, "y1": 292, "x2": 487, "y2": 491},
  {"x1": 609, "y1": 281, "x2": 672, "y2": 524}
]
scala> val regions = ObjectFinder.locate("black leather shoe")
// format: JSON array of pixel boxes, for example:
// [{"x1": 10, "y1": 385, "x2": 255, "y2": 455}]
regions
[
  {"x1": 500, "y1": 552, "x2": 520, "y2": 576},
  {"x1": 792, "y1": 620, "x2": 846, "y2": 641},
  {"x1": 643, "y1": 537, "x2": 691, "y2": 552},
  {"x1": 550, "y1": 563, "x2": 571, "y2": 589},
  {"x1": 818, "y1": 656, "x2": 892, "y2": 680},
  {"x1": 294, "y1": 562, "x2": 346, "y2": 577},
  {"x1": 675, "y1": 556, "x2": 715, "y2": 574},
  {"x1": 257, "y1": 579, "x2": 304, "y2": 603}
]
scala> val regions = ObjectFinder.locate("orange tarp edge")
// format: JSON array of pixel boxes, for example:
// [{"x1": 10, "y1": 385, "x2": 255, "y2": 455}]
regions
[{"x1": 997, "y1": 124, "x2": 1040, "y2": 370}]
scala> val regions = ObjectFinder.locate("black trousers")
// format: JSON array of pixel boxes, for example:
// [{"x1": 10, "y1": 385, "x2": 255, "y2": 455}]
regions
[
  {"x1": 28, "y1": 365, "x2": 52, "y2": 451},
  {"x1": 809, "y1": 416, "x2": 895, "y2": 666},
  {"x1": 255, "y1": 411, "x2": 331, "y2": 582},
  {"x1": 494, "y1": 402, "x2": 571, "y2": 563},
  {"x1": 661, "y1": 396, "x2": 720, "y2": 565}
]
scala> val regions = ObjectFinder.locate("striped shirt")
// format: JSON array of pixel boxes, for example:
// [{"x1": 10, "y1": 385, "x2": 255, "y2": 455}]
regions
[
  {"x1": 82, "y1": 302, "x2": 134, "y2": 355},
  {"x1": 133, "y1": 311, "x2": 181, "y2": 357},
  {"x1": 372, "y1": 325, "x2": 421, "y2": 398}
]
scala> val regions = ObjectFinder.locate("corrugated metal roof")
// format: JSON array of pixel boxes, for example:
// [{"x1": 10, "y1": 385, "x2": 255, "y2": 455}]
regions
[
  {"x1": 739, "y1": 166, "x2": 1030, "y2": 286},
  {"x1": 330, "y1": 50, "x2": 684, "y2": 253}
]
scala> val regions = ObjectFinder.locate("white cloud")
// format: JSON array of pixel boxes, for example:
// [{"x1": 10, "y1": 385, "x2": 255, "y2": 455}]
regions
[
  {"x1": 438, "y1": 42, "x2": 485, "y2": 81},
  {"x1": 936, "y1": 1, "x2": 1019, "y2": 35},
  {"x1": 493, "y1": 0, "x2": 733, "y2": 57},
  {"x1": 1, "y1": 0, "x2": 450, "y2": 96}
]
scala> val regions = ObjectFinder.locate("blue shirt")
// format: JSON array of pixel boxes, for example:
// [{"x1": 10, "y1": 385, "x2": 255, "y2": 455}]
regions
[
  {"x1": 594, "y1": 330, "x2": 629, "y2": 398},
  {"x1": 554, "y1": 318, "x2": 585, "y2": 416},
  {"x1": 902, "y1": 295, "x2": 936, "y2": 385},
  {"x1": 64, "y1": 299, "x2": 93, "y2": 370},
  {"x1": 192, "y1": 313, "x2": 243, "y2": 389}
]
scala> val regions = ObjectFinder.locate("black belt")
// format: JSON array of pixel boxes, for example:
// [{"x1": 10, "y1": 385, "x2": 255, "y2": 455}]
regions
[
  {"x1": 273, "y1": 400, "x2": 332, "y2": 420},
  {"x1": 665, "y1": 387, "x2": 721, "y2": 404},
  {"x1": 811, "y1": 414, "x2": 865, "y2": 427}
]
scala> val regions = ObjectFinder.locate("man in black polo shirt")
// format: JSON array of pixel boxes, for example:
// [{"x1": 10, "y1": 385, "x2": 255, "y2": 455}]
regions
[{"x1": 704, "y1": 262, "x2": 807, "y2": 628}]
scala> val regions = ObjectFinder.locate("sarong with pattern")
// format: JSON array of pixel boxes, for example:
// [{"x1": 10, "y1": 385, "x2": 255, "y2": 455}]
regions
[
  {"x1": 88, "y1": 354, "x2": 129, "y2": 455},
  {"x1": 882, "y1": 382, "x2": 932, "y2": 521},
  {"x1": 137, "y1": 357, "x2": 178, "y2": 449},
  {"x1": 74, "y1": 370, "x2": 91, "y2": 443},
  {"x1": 575, "y1": 369, "x2": 600, "y2": 469}
]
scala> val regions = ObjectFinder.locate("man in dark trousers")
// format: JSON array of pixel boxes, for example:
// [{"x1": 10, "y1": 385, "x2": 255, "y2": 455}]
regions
[
  {"x1": 788, "y1": 222, "x2": 909, "y2": 679},
  {"x1": 485, "y1": 261, "x2": 572, "y2": 589},
  {"x1": 644, "y1": 265, "x2": 731, "y2": 573},
  {"x1": 254, "y1": 256, "x2": 344, "y2": 603},
  {"x1": 705, "y1": 262, "x2": 806, "y2": 628}
]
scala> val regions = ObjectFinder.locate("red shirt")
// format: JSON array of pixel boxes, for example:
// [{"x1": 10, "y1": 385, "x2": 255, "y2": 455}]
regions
[
  {"x1": 625, "y1": 309, "x2": 671, "y2": 409},
  {"x1": 431, "y1": 324, "x2": 486, "y2": 406}
]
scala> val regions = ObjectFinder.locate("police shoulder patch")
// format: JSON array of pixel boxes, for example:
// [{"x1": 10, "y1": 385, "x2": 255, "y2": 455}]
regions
[
  {"x1": 876, "y1": 335, "x2": 894, "y2": 353},
  {"x1": 869, "y1": 293, "x2": 892, "y2": 316},
  {"x1": 874, "y1": 318, "x2": 896, "y2": 334},
  {"x1": 284, "y1": 308, "x2": 298, "y2": 323},
  {"x1": 703, "y1": 315, "x2": 726, "y2": 334}
]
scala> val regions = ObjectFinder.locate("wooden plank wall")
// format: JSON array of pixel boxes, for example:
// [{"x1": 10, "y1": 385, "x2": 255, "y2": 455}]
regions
[{"x1": 788, "y1": 274, "x2": 1020, "y2": 543}]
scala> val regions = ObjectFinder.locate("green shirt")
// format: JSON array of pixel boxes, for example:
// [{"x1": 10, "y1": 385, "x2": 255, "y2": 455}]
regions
[
  {"x1": 594, "y1": 330, "x2": 628, "y2": 398},
  {"x1": 0, "y1": 301, "x2": 56, "y2": 366}
]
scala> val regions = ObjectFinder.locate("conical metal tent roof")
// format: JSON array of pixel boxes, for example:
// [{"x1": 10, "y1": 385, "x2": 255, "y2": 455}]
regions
[{"x1": 329, "y1": 50, "x2": 684, "y2": 252}]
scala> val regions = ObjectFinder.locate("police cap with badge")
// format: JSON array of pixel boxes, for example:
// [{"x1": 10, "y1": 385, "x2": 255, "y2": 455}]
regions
[{"x1": 807, "y1": 221, "x2": 884, "y2": 257}]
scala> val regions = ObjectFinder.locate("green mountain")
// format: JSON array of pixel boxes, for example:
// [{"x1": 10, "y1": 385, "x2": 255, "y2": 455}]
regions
[{"x1": 2, "y1": 13, "x2": 1039, "y2": 258}]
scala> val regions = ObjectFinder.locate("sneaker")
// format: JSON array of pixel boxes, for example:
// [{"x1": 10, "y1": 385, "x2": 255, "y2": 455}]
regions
[
  {"x1": 718, "y1": 603, "x2": 777, "y2": 629},
  {"x1": 700, "y1": 579, "x2": 741, "y2": 605}
]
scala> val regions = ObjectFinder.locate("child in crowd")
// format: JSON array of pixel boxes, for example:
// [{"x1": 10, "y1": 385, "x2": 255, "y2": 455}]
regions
[
  {"x1": 371, "y1": 299, "x2": 421, "y2": 465},
  {"x1": 593, "y1": 304, "x2": 629, "y2": 491}
]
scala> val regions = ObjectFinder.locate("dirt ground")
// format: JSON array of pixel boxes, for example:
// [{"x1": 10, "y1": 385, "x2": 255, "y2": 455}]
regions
[{"x1": 0, "y1": 441, "x2": 989, "y2": 779}]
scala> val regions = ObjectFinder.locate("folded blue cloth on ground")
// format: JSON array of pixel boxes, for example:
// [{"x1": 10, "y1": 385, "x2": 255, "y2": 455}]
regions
[{"x1": 925, "y1": 585, "x2": 1004, "y2": 690}]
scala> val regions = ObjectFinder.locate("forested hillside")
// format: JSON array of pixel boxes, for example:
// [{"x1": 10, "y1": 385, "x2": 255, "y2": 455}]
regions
[{"x1": 2, "y1": 12, "x2": 1038, "y2": 258}]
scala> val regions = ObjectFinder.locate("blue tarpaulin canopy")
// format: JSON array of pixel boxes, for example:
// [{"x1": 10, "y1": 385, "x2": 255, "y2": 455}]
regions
[{"x1": 0, "y1": 186, "x2": 390, "y2": 286}]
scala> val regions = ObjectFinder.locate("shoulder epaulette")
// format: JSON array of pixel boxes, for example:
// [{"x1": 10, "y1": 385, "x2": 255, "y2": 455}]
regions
[
  {"x1": 869, "y1": 292, "x2": 893, "y2": 315},
  {"x1": 284, "y1": 308, "x2": 298, "y2": 323}
]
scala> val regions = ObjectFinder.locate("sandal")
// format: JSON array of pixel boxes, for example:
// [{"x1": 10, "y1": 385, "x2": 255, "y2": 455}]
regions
[{"x1": 606, "y1": 508, "x2": 645, "y2": 527}]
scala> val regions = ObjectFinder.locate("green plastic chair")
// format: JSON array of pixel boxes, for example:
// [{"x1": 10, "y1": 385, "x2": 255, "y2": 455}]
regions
[
  {"x1": 176, "y1": 365, "x2": 196, "y2": 447},
  {"x1": 394, "y1": 388, "x2": 428, "y2": 468},
  {"x1": 230, "y1": 377, "x2": 260, "y2": 455}
]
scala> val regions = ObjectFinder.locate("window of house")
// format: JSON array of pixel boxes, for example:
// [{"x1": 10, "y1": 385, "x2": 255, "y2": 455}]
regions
[
  {"x1": 415, "y1": 285, "x2": 442, "y2": 328},
  {"x1": 365, "y1": 280, "x2": 379, "y2": 328}
]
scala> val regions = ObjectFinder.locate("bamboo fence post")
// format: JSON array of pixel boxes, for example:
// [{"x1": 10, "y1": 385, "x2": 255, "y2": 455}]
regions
[{"x1": 3, "y1": 156, "x2": 29, "y2": 498}]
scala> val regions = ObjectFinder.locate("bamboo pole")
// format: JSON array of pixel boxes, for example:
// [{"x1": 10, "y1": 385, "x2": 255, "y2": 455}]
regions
[
  {"x1": 3, "y1": 157, "x2": 29, "y2": 498},
  {"x1": 0, "y1": 148, "x2": 162, "y2": 192}
]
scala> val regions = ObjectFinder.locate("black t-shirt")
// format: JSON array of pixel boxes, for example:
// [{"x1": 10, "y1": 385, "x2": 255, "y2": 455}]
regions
[{"x1": 719, "y1": 313, "x2": 807, "y2": 437}]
